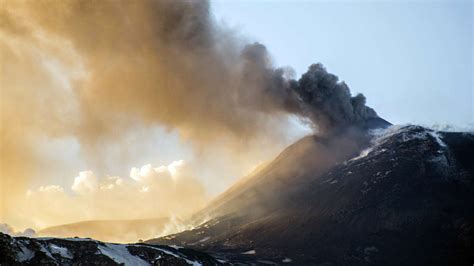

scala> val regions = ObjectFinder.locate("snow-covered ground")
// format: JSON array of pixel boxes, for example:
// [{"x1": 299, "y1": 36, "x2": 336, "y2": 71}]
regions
[
  {"x1": 350, "y1": 125, "x2": 449, "y2": 163},
  {"x1": 98, "y1": 243, "x2": 149, "y2": 266},
  {"x1": 2, "y1": 233, "x2": 212, "y2": 265}
]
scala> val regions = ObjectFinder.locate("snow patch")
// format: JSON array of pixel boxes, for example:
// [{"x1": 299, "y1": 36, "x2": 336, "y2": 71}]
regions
[
  {"x1": 98, "y1": 243, "x2": 149, "y2": 266},
  {"x1": 282, "y1": 257, "x2": 293, "y2": 263},
  {"x1": 322, "y1": 178, "x2": 334, "y2": 184},
  {"x1": 350, "y1": 148, "x2": 372, "y2": 161},
  {"x1": 49, "y1": 243, "x2": 73, "y2": 259},
  {"x1": 39, "y1": 244, "x2": 56, "y2": 260},
  {"x1": 132, "y1": 244, "x2": 202, "y2": 266},
  {"x1": 351, "y1": 125, "x2": 449, "y2": 163},
  {"x1": 199, "y1": 236, "x2": 210, "y2": 243},
  {"x1": 428, "y1": 130, "x2": 447, "y2": 148},
  {"x1": 242, "y1": 249, "x2": 256, "y2": 255},
  {"x1": 17, "y1": 244, "x2": 34, "y2": 262},
  {"x1": 371, "y1": 125, "x2": 425, "y2": 145}
]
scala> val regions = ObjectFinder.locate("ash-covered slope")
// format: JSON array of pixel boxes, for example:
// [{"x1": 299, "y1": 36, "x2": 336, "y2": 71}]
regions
[
  {"x1": 149, "y1": 125, "x2": 474, "y2": 265},
  {"x1": 0, "y1": 232, "x2": 221, "y2": 265}
]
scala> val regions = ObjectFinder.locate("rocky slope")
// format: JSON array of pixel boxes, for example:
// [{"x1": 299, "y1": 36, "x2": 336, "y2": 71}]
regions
[
  {"x1": 149, "y1": 125, "x2": 474, "y2": 265},
  {"x1": 0, "y1": 232, "x2": 221, "y2": 265},
  {"x1": 2, "y1": 125, "x2": 472, "y2": 265}
]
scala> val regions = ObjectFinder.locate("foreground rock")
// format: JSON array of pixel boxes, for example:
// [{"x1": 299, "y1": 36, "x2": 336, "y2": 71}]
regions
[
  {"x1": 150, "y1": 125, "x2": 474, "y2": 265},
  {"x1": 0, "y1": 232, "x2": 221, "y2": 265}
]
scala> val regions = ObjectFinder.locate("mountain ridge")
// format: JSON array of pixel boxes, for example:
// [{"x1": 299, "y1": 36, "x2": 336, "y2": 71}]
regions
[
  {"x1": 0, "y1": 232, "x2": 221, "y2": 265},
  {"x1": 38, "y1": 217, "x2": 170, "y2": 243},
  {"x1": 2, "y1": 124, "x2": 473, "y2": 265},
  {"x1": 149, "y1": 125, "x2": 474, "y2": 265}
]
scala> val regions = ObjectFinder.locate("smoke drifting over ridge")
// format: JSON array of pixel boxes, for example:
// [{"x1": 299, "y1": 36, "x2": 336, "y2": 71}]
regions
[
  {"x1": 1, "y1": 0, "x2": 377, "y2": 139},
  {"x1": 1, "y1": 0, "x2": 378, "y2": 229}
]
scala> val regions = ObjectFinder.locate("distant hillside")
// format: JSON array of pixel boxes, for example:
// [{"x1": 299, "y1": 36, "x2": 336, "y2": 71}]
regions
[{"x1": 39, "y1": 218, "x2": 170, "y2": 243}]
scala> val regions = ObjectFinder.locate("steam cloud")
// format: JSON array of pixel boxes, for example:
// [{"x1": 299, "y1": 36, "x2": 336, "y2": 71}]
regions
[
  {"x1": 0, "y1": 0, "x2": 379, "y2": 229},
  {"x1": 21, "y1": 161, "x2": 207, "y2": 231},
  {"x1": 0, "y1": 223, "x2": 36, "y2": 237}
]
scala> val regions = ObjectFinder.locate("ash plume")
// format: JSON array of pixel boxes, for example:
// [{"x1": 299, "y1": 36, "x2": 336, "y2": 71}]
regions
[
  {"x1": 236, "y1": 43, "x2": 380, "y2": 134},
  {"x1": 292, "y1": 63, "x2": 379, "y2": 132},
  {"x1": 1, "y1": 0, "x2": 378, "y2": 141},
  {"x1": 0, "y1": 0, "x2": 381, "y2": 228}
]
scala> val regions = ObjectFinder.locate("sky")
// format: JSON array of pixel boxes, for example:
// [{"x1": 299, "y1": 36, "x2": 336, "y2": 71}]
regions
[
  {"x1": 0, "y1": 0, "x2": 472, "y2": 233},
  {"x1": 212, "y1": 0, "x2": 473, "y2": 127}
]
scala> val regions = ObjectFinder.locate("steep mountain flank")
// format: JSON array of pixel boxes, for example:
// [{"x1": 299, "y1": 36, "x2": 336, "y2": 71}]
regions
[{"x1": 150, "y1": 126, "x2": 474, "y2": 265}]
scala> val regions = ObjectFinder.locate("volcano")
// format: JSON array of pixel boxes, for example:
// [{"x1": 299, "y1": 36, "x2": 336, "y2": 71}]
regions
[
  {"x1": 2, "y1": 123, "x2": 473, "y2": 265},
  {"x1": 147, "y1": 124, "x2": 474, "y2": 265}
]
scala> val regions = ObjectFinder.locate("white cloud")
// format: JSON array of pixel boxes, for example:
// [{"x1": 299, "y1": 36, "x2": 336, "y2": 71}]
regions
[
  {"x1": 21, "y1": 160, "x2": 207, "y2": 230},
  {"x1": 167, "y1": 160, "x2": 184, "y2": 177},
  {"x1": 129, "y1": 161, "x2": 186, "y2": 184},
  {"x1": 130, "y1": 164, "x2": 163, "y2": 182},
  {"x1": 0, "y1": 223, "x2": 36, "y2": 237},
  {"x1": 71, "y1": 171, "x2": 98, "y2": 194}
]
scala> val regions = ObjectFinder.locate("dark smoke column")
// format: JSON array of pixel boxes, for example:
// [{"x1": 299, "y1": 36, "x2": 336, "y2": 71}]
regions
[{"x1": 290, "y1": 63, "x2": 388, "y2": 134}]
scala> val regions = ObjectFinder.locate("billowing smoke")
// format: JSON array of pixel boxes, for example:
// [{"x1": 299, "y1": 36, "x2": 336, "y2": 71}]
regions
[
  {"x1": 0, "y1": 0, "x2": 379, "y2": 230},
  {"x1": 1, "y1": 0, "x2": 377, "y2": 141},
  {"x1": 292, "y1": 63, "x2": 378, "y2": 132}
]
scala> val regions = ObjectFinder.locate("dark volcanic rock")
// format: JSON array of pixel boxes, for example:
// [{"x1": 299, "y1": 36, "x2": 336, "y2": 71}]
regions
[
  {"x1": 149, "y1": 125, "x2": 474, "y2": 265},
  {"x1": 0, "y1": 232, "x2": 221, "y2": 265}
]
